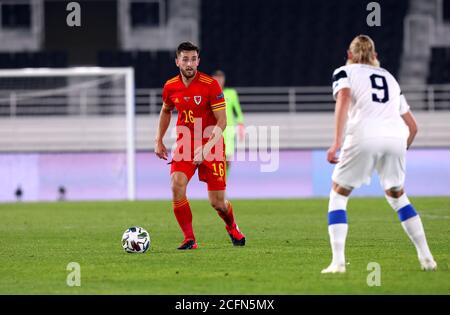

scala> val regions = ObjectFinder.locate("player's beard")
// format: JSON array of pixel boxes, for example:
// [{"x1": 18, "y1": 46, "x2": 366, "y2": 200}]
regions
[{"x1": 181, "y1": 68, "x2": 196, "y2": 79}]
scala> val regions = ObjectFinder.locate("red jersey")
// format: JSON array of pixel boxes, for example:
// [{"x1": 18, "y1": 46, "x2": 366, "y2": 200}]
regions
[{"x1": 162, "y1": 71, "x2": 226, "y2": 161}]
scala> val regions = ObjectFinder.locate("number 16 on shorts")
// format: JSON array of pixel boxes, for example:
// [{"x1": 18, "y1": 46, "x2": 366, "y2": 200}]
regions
[{"x1": 212, "y1": 162, "x2": 225, "y2": 178}]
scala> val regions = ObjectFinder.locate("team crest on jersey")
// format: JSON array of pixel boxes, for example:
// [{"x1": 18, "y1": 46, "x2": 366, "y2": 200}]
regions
[{"x1": 194, "y1": 96, "x2": 202, "y2": 105}]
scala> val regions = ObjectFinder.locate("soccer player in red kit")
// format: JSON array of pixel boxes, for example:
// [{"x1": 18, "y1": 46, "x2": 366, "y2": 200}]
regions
[{"x1": 155, "y1": 42, "x2": 246, "y2": 250}]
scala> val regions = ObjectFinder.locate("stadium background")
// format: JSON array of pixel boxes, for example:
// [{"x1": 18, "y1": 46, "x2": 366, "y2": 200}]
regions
[{"x1": 0, "y1": 0, "x2": 449, "y2": 202}]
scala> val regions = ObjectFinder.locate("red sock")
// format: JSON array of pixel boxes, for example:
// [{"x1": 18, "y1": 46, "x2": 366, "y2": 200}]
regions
[
  {"x1": 173, "y1": 197, "x2": 195, "y2": 241},
  {"x1": 217, "y1": 201, "x2": 236, "y2": 229}
]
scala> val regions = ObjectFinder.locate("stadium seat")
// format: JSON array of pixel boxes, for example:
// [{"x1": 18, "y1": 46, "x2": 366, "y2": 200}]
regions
[
  {"x1": 428, "y1": 47, "x2": 450, "y2": 84},
  {"x1": 200, "y1": 0, "x2": 408, "y2": 87}
]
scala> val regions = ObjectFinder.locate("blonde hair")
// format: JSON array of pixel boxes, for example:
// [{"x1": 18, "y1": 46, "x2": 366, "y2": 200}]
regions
[{"x1": 346, "y1": 35, "x2": 380, "y2": 67}]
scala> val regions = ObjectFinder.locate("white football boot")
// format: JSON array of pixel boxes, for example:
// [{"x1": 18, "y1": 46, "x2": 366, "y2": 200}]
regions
[
  {"x1": 420, "y1": 257, "x2": 437, "y2": 271},
  {"x1": 321, "y1": 262, "x2": 346, "y2": 274}
]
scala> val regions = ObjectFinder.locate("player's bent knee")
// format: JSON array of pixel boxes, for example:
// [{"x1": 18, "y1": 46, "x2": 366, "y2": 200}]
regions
[
  {"x1": 210, "y1": 199, "x2": 226, "y2": 212},
  {"x1": 171, "y1": 176, "x2": 187, "y2": 197},
  {"x1": 171, "y1": 182, "x2": 186, "y2": 194},
  {"x1": 386, "y1": 186, "x2": 404, "y2": 198},
  {"x1": 332, "y1": 182, "x2": 352, "y2": 196}
]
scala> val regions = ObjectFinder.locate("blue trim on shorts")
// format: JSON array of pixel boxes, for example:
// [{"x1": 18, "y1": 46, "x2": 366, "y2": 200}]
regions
[
  {"x1": 397, "y1": 204, "x2": 418, "y2": 222},
  {"x1": 328, "y1": 210, "x2": 347, "y2": 225}
]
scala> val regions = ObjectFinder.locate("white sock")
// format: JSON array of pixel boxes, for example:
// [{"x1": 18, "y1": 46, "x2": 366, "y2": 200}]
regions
[
  {"x1": 402, "y1": 216, "x2": 434, "y2": 261},
  {"x1": 385, "y1": 194, "x2": 434, "y2": 261},
  {"x1": 328, "y1": 190, "x2": 349, "y2": 266},
  {"x1": 328, "y1": 224, "x2": 348, "y2": 265}
]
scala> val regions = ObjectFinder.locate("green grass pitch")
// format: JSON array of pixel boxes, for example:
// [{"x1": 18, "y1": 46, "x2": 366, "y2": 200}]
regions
[{"x1": 0, "y1": 198, "x2": 449, "y2": 294}]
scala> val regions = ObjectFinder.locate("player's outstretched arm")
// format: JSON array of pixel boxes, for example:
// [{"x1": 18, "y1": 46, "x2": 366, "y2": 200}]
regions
[
  {"x1": 154, "y1": 104, "x2": 172, "y2": 160},
  {"x1": 194, "y1": 108, "x2": 227, "y2": 164},
  {"x1": 208, "y1": 107, "x2": 227, "y2": 147},
  {"x1": 327, "y1": 88, "x2": 351, "y2": 164},
  {"x1": 401, "y1": 110, "x2": 418, "y2": 150}
]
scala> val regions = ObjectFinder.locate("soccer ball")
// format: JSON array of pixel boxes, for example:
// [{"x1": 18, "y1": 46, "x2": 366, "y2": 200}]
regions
[{"x1": 121, "y1": 226, "x2": 150, "y2": 253}]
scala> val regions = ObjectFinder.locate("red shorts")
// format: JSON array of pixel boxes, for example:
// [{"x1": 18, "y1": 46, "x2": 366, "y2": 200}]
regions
[{"x1": 170, "y1": 159, "x2": 226, "y2": 191}]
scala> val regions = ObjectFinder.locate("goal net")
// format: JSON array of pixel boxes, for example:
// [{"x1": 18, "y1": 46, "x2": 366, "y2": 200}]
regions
[{"x1": 0, "y1": 67, "x2": 136, "y2": 202}]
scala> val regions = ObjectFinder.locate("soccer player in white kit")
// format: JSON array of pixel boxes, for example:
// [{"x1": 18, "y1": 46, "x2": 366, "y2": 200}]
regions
[{"x1": 322, "y1": 35, "x2": 437, "y2": 273}]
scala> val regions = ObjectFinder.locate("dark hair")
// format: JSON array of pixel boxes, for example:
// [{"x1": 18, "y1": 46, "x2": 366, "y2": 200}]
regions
[
  {"x1": 176, "y1": 41, "x2": 200, "y2": 56},
  {"x1": 212, "y1": 70, "x2": 225, "y2": 77}
]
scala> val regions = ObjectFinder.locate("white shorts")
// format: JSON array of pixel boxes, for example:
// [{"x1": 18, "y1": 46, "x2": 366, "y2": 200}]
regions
[{"x1": 332, "y1": 137, "x2": 407, "y2": 190}]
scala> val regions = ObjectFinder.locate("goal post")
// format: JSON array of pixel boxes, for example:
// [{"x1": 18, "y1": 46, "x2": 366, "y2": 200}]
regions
[
  {"x1": 0, "y1": 67, "x2": 136, "y2": 201},
  {"x1": 124, "y1": 68, "x2": 136, "y2": 201}
]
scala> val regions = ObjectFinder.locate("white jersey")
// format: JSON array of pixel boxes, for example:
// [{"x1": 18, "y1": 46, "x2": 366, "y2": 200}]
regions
[{"x1": 332, "y1": 63, "x2": 410, "y2": 141}]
